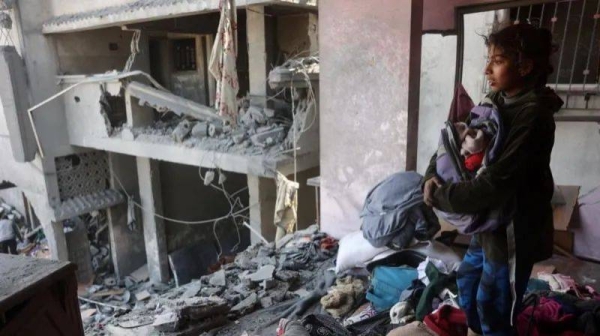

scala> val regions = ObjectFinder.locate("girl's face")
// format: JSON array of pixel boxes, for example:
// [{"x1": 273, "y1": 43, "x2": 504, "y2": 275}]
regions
[{"x1": 485, "y1": 45, "x2": 527, "y2": 97}]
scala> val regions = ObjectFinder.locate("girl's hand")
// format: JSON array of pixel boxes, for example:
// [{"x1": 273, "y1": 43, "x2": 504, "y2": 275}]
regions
[{"x1": 424, "y1": 177, "x2": 442, "y2": 207}]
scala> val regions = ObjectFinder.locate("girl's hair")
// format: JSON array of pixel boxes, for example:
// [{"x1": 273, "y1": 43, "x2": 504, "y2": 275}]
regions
[{"x1": 485, "y1": 24, "x2": 557, "y2": 88}]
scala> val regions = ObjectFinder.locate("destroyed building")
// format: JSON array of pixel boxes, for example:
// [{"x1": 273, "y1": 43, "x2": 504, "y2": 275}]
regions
[
  {"x1": 1, "y1": 0, "x2": 600, "y2": 335},
  {"x1": 0, "y1": 0, "x2": 320, "y2": 285}
]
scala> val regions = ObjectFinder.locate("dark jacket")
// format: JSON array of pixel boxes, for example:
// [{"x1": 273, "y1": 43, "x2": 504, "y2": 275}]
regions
[{"x1": 425, "y1": 87, "x2": 563, "y2": 263}]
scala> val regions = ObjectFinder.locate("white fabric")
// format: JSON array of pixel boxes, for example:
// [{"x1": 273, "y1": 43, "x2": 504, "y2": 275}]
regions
[
  {"x1": 209, "y1": 0, "x2": 239, "y2": 125},
  {"x1": 368, "y1": 240, "x2": 462, "y2": 272},
  {"x1": 274, "y1": 172, "x2": 300, "y2": 241},
  {"x1": 335, "y1": 231, "x2": 390, "y2": 274},
  {"x1": 417, "y1": 257, "x2": 458, "y2": 286},
  {"x1": 0, "y1": 219, "x2": 15, "y2": 241}
]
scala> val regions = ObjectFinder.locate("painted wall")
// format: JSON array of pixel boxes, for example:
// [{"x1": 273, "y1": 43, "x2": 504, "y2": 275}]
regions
[
  {"x1": 422, "y1": 0, "x2": 506, "y2": 32},
  {"x1": 319, "y1": 0, "x2": 423, "y2": 239},
  {"x1": 54, "y1": 28, "x2": 133, "y2": 75}
]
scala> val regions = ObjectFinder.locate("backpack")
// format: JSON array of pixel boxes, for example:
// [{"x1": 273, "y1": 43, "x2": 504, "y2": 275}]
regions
[{"x1": 433, "y1": 100, "x2": 515, "y2": 234}]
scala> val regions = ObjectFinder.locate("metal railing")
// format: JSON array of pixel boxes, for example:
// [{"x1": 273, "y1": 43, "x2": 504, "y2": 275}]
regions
[{"x1": 457, "y1": 0, "x2": 600, "y2": 122}]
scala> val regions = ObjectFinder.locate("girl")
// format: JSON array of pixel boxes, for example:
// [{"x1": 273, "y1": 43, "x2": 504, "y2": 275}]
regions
[{"x1": 423, "y1": 24, "x2": 563, "y2": 336}]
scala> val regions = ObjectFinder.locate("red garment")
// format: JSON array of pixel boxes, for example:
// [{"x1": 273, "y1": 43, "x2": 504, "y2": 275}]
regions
[
  {"x1": 517, "y1": 297, "x2": 583, "y2": 336},
  {"x1": 423, "y1": 305, "x2": 468, "y2": 336},
  {"x1": 448, "y1": 84, "x2": 475, "y2": 123},
  {"x1": 464, "y1": 152, "x2": 485, "y2": 172}
]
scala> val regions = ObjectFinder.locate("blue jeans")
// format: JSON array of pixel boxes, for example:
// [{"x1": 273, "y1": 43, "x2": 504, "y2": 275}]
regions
[{"x1": 457, "y1": 236, "x2": 532, "y2": 336}]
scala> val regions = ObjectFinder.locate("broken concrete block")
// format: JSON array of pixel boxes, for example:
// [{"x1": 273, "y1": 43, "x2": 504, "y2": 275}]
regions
[
  {"x1": 275, "y1": 270, "x2": 300, "y2": 284},
  {"x1": 260, "y1": 296, "x2": 274, "y2": 309},
  {"x1": 182, "y1": 302, "x2": 229, "y2": 321},
  {"x1": 248, "y1": 265, "x2": 275, "y2": 282},
  {"x1": 191, "y1": 121, "x2": 209, "y2": 138},
  {"x1": 180, "y1": 281, "x2": 202, "y2": 299},
  {"x1": 129, "y1": 264, "x2": 149, "y2": 283},
  {"x1": 152, "y1": 311, "x2": 182, "y2": 332},
  {"x1": 135, "y1": 290, "x2": 151, "y2": 301},
  {"x1": 208, "y1": 123, "x2": 223, "y2": 137},
  {"x1": 231, "y1": 130, "x2": 247, "y2": 144},
  {"x1": 172, "y1": 119, "x2": 194, "y2": 143},
  {"x1": 208, "y1": 270, "x2": 226, "y2": 287},
  {"x1": 201, "y1": 286, "x2": 223, "y2": 297},
  {"x1": 262, "y1": 279, "x2": 277, "y2": 290},
  {"x1": 250, "y1": 126, "x2": 286, "y2": 147},
  {"x1": 230, "y1": 293, "x2": 258, "y2": 315}
]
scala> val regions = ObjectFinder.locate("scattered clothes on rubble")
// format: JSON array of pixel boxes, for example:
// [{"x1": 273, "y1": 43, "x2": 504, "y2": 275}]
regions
[
  {"x1": 367, "y1": 265, "x2": 418, "y2": 312},
  {"x1": 344, "y1": 303, "x2": 378, "y2": 326},
  {"x1": 387, "y1": 321, "x2": 438, "y2": 336},
  {"x1": 415, "y1": 261, "x2": 457, "y2": 321},
  {"x1": 517, "y1": 295, "x2": 582, "y2": 336},
  {"x1": 522, "y1": 290, "x2": 600, "y2": 335},
  {"x1": 335, "y1": 230, "x2": 390, "y2": 274},
  {"x1": 277, "y1": 318, "x2": 310, "y2": 336},
  {"x1": 422, "y1": 305, "x2": 468, "y2": 336},
  {"x1": 361, "y1": 171, "x2": 440, "y2": 250},
  {"x1": 320, "y1": 276, "x2": 366, "y2": 318},
  {"x1": 300, "y1": 314, "x2": 353, "y2": 336}
]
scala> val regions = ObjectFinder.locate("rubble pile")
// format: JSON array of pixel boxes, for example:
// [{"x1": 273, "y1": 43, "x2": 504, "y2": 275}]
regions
[
  {"x1": 80, "y1": 225, "x2": 337, "y2": 335},
  {"x1": 115, "y1": 56, "x2": 319, "y2": 157}
]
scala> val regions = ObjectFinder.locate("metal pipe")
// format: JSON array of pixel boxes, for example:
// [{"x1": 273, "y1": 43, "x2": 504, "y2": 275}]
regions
[
  {"x1": 528, "y1": 5, "x2": 533, "y2": 23},
  {"x1": 555, "y1": 0, "x2": 573, "y2": 90},
  {"x1": 516, "y1": 6, "x2": 522, "y2": 24},
  {"x1": 540, "y1": 3, "x2": 546, "y2": 28},
  {"x1": 583, "y1": 0, "x2": 600, "y2": 92},
  {"x1": 551, "y1": 1, "x2": 559, "y2": 33},
  {"x1": 568, "y1": 0, "x2": 588, "y2": 93}
]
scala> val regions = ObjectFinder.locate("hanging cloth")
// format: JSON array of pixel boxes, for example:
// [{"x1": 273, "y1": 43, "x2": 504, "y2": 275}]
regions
[
  {"x1": 274, "y1": 172, "x2": 300, "y2": 241},
  {"x1": 209, "y1": 0, "x2": 239, "y2": 125}
]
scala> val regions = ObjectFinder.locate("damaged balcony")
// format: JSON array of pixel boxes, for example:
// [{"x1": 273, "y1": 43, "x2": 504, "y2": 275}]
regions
[{"x1": 55, "y1": 68, "x2": 319, "y2": 178}]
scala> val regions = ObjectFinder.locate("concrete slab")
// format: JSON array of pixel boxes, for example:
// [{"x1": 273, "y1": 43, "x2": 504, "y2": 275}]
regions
[{"x1": 43, "y1": 0, "x2": 317, "y2": 34}]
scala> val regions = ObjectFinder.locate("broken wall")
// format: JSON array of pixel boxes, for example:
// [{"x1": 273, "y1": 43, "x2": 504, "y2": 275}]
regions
[{"x1": 159, "y1": 162, "x2": 250, "y2": 255}]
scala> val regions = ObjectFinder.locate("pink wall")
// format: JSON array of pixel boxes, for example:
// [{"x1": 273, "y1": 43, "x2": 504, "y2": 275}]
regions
[
  {"x1": 423, "y1": 0, "x2": 507, "y2": 32},
  {"x1": 319, "y1": 0, "x2": 423, "y2": 238}
]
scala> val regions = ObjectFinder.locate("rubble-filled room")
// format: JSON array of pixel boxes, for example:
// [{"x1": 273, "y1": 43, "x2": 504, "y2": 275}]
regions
[{"x1": 2, "y1": 0, "x2": 600, "y2": 336}]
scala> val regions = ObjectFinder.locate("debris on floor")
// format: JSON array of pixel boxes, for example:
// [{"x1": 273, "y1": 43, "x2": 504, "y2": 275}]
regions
[{"x1": 79, "y1": 224, "x2": 338, "y2": 335}]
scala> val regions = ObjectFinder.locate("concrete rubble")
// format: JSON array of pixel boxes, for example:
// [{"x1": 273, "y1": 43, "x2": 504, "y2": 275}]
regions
[
  {"x1": 80, "y1": 224, "x2": 338, "y2": 335},
  {"x1": 110, "y1": 56, "x2": 319, "y2": 159}
]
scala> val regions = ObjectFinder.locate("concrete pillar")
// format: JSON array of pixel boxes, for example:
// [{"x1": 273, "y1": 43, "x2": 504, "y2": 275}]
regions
[
  {"x1": 107, "y1": 153, "x2": 146, "y2": 280},
  {"x1": 43, "y1": 220, "x2": 68, "y2": 261},
  {"x1": 246, "y1": 5, "x2": 278, "y2": 243},
  {"x1": 319, "y1": 0, "x2": 423, "y2": 238},
  {"x1": 247, "y1": 175, "x2": 277, "y2": 244},
  {"x1": 247, "y1": 5, "x2": 269, "y2": 104},
  {"x1": 137, "y1": 157, "x2": 169, "y2": 283}
]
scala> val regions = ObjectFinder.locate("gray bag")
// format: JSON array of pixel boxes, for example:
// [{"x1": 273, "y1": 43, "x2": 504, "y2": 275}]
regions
[{"x1": 361, "y1": 172, "x2": 440, "y2": 249}]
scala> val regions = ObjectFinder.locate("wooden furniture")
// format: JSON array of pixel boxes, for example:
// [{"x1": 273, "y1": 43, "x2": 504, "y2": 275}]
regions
[{"x1": 0, "y1": 254, "x2": 83, "y2": 335}]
